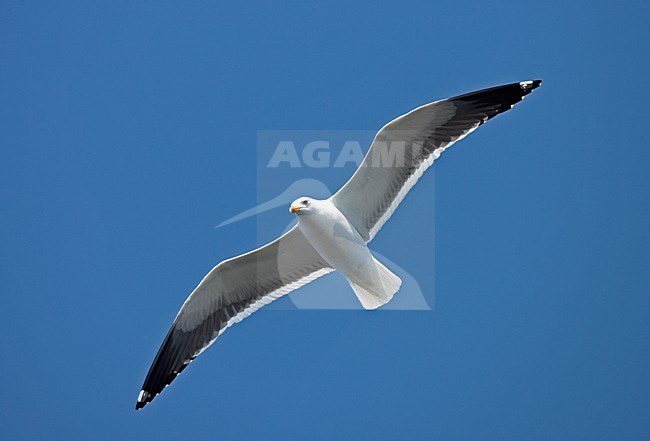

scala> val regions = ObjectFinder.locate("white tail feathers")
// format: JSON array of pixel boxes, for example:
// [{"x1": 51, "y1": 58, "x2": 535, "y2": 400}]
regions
[{"x1": 348, "y1": 258, "x2": 402, "y2": 310}]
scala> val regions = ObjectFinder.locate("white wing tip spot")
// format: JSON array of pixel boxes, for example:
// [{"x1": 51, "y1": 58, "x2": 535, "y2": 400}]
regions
[{"x1": 520, "y1": 80, "x2": 534, "y2": 89}]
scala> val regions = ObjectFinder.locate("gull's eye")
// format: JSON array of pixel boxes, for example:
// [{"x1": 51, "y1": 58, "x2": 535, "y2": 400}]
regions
[{"x1": 301, "y1": 199, "x2": 309, "y2": 206}]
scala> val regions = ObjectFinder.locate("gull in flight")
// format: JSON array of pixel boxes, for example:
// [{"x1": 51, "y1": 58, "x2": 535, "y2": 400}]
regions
[{"x1": 136, "y1": 80, "x2": 542, "y2": 409}]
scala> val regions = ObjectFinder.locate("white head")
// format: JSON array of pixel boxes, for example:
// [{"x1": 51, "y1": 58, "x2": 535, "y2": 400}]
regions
[{"x1": 289, "y1": 197, "x2": 319, "y2": 215}]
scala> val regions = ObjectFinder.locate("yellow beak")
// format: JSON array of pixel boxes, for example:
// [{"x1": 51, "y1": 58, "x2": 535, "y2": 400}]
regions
[{"x1": 289, "y1": 205, "x2": 301, "y2": 213}]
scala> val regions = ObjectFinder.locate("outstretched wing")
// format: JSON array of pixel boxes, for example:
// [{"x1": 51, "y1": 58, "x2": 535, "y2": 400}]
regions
[
  {"x1": 331, "y1": 80, "x2": 542, "y2": 242},
  {"x1": 136, "y1": 225, "x2": 332, "y2": 409}
]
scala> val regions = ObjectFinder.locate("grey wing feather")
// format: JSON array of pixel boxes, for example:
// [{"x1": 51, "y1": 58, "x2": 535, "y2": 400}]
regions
[
  {"x1": 136, "y1": 225, "x2": 332, "y2": 409},
  {"x1": 331, "y1": 80, "x2": 542, "y2": 242}
]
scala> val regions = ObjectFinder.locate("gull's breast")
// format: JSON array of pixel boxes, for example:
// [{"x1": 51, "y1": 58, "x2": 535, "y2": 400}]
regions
[{"x1": 297, "y1": 201, "x2": 372, "y2": 275}]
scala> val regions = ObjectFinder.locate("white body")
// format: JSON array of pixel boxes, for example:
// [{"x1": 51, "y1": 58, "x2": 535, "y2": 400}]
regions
[
  {"x1": 294, "y1": 199, "x2": 401, "y2": 309},
  {"x1": 295, "y1": 200, "x2": 371, "y2": 278}
]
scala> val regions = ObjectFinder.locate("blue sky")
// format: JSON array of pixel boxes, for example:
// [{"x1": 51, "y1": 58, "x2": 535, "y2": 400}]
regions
[{"x1": 1, "y1": 1, "x2": 648, "y2": 439}]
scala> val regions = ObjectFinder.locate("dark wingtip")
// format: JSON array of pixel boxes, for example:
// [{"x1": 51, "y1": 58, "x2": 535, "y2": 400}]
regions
[
  {"x1": 519, "y1": 79, "x2": 542, "y2": 91},
  {"x1": 135, "y1": 390, "x2": 151, "y2": 410}
]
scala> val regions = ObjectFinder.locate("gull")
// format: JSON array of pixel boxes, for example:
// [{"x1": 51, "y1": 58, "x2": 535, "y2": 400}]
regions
[{"x1": 136, "y1": 80, "x2": 542, "y2": 409}]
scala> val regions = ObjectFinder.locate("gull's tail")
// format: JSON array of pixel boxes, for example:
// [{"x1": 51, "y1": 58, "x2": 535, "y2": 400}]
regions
[{"x1": 348, "y1": 257, "x2": 402, "y2": 310}]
